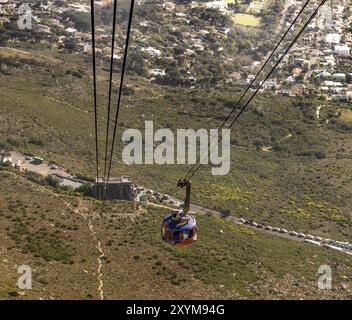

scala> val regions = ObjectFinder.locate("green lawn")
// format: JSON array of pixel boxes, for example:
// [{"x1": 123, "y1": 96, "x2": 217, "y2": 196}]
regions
[{"x1": 231, "y1": 13, "x2": 262, "y2": 27}]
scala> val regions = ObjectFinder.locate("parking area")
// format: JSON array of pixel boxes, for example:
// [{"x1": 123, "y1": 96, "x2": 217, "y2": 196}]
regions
[
  {"x1": 4, "y1": 152, "x2": 84, "y2": 189},
  {"x1": 9, "y1": 151, "x2": 71, "y2": 178}
]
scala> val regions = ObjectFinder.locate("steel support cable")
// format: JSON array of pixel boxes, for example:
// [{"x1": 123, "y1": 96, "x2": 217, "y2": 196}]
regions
[
  {"x1": 104, "y1": 0, "x2": 135, "y2": 200},
  {"x1": 90, "y1": 0, "x2": 100, "y2": 179},
  {"x1": 182, "y1": 0, "x2": 312, "y2": 182},
  {"x1": 103, "y1": 0, "x2": 119, "y2": 181},
  {"x1": 184, "y1": 0, "x2": 327, "y2": 183}
]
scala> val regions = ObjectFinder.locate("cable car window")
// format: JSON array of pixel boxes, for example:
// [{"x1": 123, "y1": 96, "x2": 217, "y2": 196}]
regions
[
  {"x1": 173, "y1": 232, "x2": 181, "y2": 241},
  {"x1": 163, "y1": 225, "x2": 173, "y2": 240},
  {"x1": 188, "y1": 228, "x2": 194, "y2": 238}
]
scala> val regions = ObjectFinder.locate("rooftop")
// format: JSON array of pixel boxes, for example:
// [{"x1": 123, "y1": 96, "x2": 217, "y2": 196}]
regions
[{"x1": 95, "y1": 176, "x2": 132, "y2": 184}]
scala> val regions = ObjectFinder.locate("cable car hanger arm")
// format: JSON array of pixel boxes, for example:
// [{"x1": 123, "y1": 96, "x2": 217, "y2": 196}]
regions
[{"x1": 177, "y1": 179, "x2": 191, "y2": 214}]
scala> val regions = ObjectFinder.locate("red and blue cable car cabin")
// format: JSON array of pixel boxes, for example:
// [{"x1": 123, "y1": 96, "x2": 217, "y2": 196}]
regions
[
  {"x1": 162, "y1": 211, "x2": 197, "y2": 246},
  {"x1": 161, "y1": 180, "x2": 197, "y2": 246}
]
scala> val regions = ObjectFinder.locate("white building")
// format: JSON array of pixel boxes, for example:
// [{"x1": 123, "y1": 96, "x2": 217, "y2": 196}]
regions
[
  {"x1": 318, "y1": 70, "x2": 332, "y2": 79},
  {"x1": 246, "y1": 75, "x2": 255, "y2": 84},
  {"x1": 141, "y1": 47, "x2": 161, "y2": 56},
  {"x1": 332, "y1": 73, "x2": 346, "y2": 81},
  {"x1": 205, "y1": 1, "x2": 228, "y2": 11},
  {"x1": 262, "y1": 80, "x2": 278, "y2": 90},
  {"x1": 325, "y1": 33, "x2": 341, "y2": 44},
  {"x1": 321, "y1": 54, "x2": 336, "y2": 66},
  {"x1": 1, "y1": 156, "x2": 12, "y2": 164},
  {"x1": 323, "y1": 80, "x2": 343, "y2": 87},
  {"x1": 149, "y1": 68, "x2": 166, "y2": 76},
  {"x1": 334, "y1": 44, "x2": 350, "y2": 57},
  {"x1": 65, "y1": 27, "x2": 77, "y2": 35}
]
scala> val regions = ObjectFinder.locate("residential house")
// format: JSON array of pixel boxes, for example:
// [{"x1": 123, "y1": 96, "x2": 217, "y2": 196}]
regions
[
  {"x1": 332, "y1": 73, "x2": 346, "y2": 81},
  {"x1": 325, "y1": 33, "x2": 341, "y2": 44},
  {"x1": 205, "y1": 1, "x2": 228, "y2": 11},
  {"x1": 141, "y1": 47, "x2": 162, "y2": 56},
  {"x1": 333, "y1": 94, "x2": 349, "y2": 102},
  {"x1": 334, "y1": 44, "x2": 350, "y2": 57},
  {"x1": 262, "y1": 80, "x2": 278, "y2": 90}
]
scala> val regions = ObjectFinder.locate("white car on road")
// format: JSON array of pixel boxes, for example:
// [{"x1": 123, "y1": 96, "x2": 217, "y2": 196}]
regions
[{"x1": 298, "y1": 233, "x2": 306, "y2": 238}]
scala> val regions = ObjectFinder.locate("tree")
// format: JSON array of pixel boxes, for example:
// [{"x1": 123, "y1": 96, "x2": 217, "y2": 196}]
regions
[
  {"x1": 63, "y1": 38, "x2": 77, "y2": 52},
  {"x1": 77, "y1": 183, "x2": 93, "y2": 197},
  {"x1": 73, "y1": 13, "x2": 91, "y2": 32},
  {"x1": 45, "y1": 175, "x2": 61, "y2": 188},
  {"x1": 127, "y1": 53, "x2": 148, "y2": 77}
]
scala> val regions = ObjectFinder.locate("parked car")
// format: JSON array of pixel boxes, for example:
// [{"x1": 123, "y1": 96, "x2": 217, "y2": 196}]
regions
[
  {"x1": 49, "y1": 165, "x2": 58, "y2": 170},
  {"x1": 289, "y1": 231, "x2": 298, "y2": 236},
  {"x1": 161, "y1": 195, "x2": 170, "y2": 202},
  {"x1": 298, "y1": 233, "x2": 306, "y2": 238},
  {"x1": 335, "y1": 241, "x2": 345, "y2": 248},
  {"x1": 251, "y1": 222, "x2": 258, "y2": 227},
  {"x1": 314, "y1": 236, "x2": 323, "y2": 242},
  {"x1": 280, "y1": 229, "x2": 288, "y2": 234},
  {"x1": 239, "y1": 218, "x2": 246, "y2": 223},
  {"x1": 256, "y1": 224, "x2": 264, "y2": 229},
  {"x1": 265, "y1": 225, "x2": 272, "y2": 231},
  {"x1": 272, "y1": 227, "x2": 281, "y2": 232},
  {"x1": 177, "y1": 202, "x2": 184, "y2": 209},
  {"x1": 31, "y1": 157, "x2": 44, "y2": 165}
]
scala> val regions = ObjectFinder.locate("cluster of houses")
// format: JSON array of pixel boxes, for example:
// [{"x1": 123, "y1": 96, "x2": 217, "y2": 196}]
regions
[
  {"x1": 255, "y1": 0, "x2": 351, "y2": 102},
  {"x1": 0, "y1": 0, "x2": 121, "y2": 60},
  {"x1": 0, "y1": 0, "x2": 350, "y2": 101},
  {"x1": 0, "y1": 0, "x2": 16, "y2": 25},
  {"x1": 1, "y1": 0, "x2": 255, "y2": 83}
]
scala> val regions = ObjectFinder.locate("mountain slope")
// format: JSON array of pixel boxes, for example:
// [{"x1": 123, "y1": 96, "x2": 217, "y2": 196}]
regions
[{"x1": 1, "y1": 169, "x2": 352, "y2": 299}]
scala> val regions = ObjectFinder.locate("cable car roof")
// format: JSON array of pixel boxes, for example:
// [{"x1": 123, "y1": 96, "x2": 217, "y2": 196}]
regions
[{"x1": 163, "y1": 212, "x2": 196, "y2": 232}]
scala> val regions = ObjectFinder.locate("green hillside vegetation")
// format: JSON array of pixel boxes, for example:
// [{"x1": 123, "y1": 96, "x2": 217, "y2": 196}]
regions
[
  {"x1": 0, "y1": 171, "x2": 351, "y2": 299},
  {"x1": 0, "y1": 48, "x2": 351, "y2": 242}
]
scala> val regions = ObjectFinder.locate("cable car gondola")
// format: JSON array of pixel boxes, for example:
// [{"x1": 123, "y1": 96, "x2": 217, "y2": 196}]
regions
[{"x1": 161, "y1": 180, "x2": 197, "y2": 246}]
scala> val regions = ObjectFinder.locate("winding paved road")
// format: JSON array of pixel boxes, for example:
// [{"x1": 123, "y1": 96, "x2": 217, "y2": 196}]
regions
[{"x1": 145, "y1": 195, "x2": 352, "y2": 256}]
